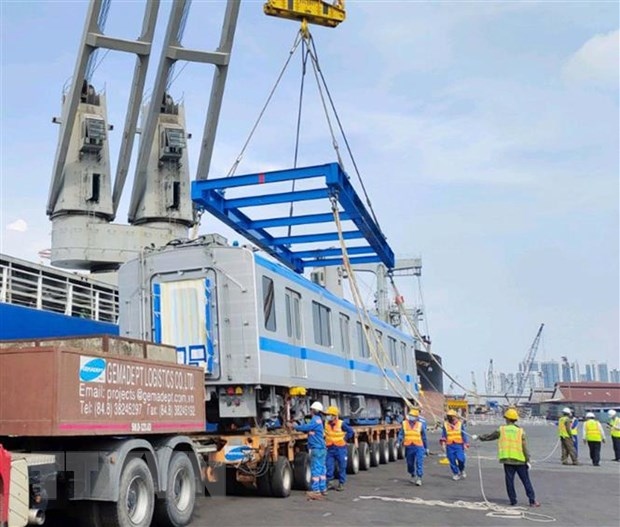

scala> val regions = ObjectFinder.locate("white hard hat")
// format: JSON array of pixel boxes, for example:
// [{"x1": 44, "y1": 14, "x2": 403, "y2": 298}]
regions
[
  {"x1": 310, "y1": 401, "x2": 324, "y2": 412},
  {"x1": 586, "y1": 412, "x2": 595, "y2": 418},
  {"x1": 608, "y1": 409, "x2": 617, "y2": 416},
  {"x1": 562, "y1": 407, "x2": 572, "y2": 414}
]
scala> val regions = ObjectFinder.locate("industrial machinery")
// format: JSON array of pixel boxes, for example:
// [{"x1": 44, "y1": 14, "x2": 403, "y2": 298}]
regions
[
  {"x1": 505, "y1": 323, "x2": 545, "y2": 405},
  {"x1": 0, "y1": 1, "x2": 426, "y2": 526}
]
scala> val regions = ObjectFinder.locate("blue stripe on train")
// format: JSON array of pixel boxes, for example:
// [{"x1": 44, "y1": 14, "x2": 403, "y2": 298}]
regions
[{"x1": 259, "y1": 336, "x2": 414, "y2": 385}]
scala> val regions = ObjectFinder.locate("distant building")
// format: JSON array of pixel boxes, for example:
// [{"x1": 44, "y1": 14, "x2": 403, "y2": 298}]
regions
[
  {"x1": 611, "y1": 369, "x2": 620, "y2": 384},
  {"x1": 540, "y1": 361, "x2": 560, "y2": 388},
  {"x1": 572, "y1": 361, "x2": 581, "y2": 381},
  {"x1": 561, "y1": 362, "x2": 572, "y2": 382},
  {"x1": 585, "y1": 364, "x2": 594, "y2": 381},
  {"x1": 598, "y1": 363, "x2": 609, "y2": 383},
  {"x1": 546, "y1": 382, "x2": 620, "y2": 418}
]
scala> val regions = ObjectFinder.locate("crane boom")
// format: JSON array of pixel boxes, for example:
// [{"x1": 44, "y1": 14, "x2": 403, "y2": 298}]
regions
[{"x1": 514, "y1": 323, "x2": 544, "y2": 403}]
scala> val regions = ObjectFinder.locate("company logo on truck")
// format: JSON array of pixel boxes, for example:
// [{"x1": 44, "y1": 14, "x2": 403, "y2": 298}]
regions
[{"x1": 79, "y1": 356, "x2": 107, "y2": 383}]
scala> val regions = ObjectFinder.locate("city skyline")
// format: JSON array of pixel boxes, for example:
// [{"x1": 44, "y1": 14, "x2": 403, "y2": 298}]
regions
[{"x1": 479, "y1": 357, "x2": 618, "y2": 394}]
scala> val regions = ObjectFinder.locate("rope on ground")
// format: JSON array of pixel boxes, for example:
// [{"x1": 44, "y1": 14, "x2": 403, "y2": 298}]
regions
[{"x1": 473, "y1": 444, "x2": 556, "y2": 522}]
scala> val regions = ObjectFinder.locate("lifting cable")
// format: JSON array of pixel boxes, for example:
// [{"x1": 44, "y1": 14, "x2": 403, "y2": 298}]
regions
[
  {"x1": 224, "y1": 27, "x2": 383, "y2": 236},
  {"x1": 286, "y1": 37, "x2": 311, "y2": 238},
  {"x1": 389, "y1": 276, "x2": 478, "y2": 399},
  {"x1": 225, "y1": 30, "x2": 304, "y2": 178},
  {"x1": 384, "y1": 273, "x2": 558, "y2": 521},
  {"x1": 331, "y1": 197, "x2": 424, "y2": 413},
  {"x1": 332, "y1": 195, "x2": 443, "y2": 425}
]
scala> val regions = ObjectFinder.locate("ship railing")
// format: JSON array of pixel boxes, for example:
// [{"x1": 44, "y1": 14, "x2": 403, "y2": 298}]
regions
[{"x1": 0, "y1": 254, "x2": 118, "y2": 323}]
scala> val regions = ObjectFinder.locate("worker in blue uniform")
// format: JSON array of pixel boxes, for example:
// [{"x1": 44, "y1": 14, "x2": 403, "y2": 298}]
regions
[
  {"x1": 570, "y1": 411, "x2": 579, "y2": 456},
  {"x1": 398, "y1": 407, "x2": 428, "y2": 486},
  {"x1": 324, "y1": 405, "x2": 355, "y2": 491},
  {"x1": 293, "y1": 401, "x2": 327, "y2": 499},
  {"x1": 440, "y1": 409, "x2": 469, "y2": 480}
]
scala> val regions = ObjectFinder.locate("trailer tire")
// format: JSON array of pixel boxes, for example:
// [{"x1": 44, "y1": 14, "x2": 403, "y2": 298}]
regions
[
  {"x1": 256, "y1": 468, "x2": 272, "y2": 497},
  {"x1": 154, "y1": 452, "x2": 196, "y2": 527},
  {"x1": 370, "y1": 442, "x2": 380, "y2": 467},
  {"x1": 293, "y1": 452, "x2": 311, "y2": 490},
  {"x1": 270, "y1": 457, "x2": 292, "y2": 498},
  {"x1": 346, "y1": 444, "x2": 359, "y2": 475},
  {"x1": 379, "y1": 439, "x2": 389, "y2": 464},
  {"x1": 358, "y1": 442, "x2": 371, "y2": 471},
  {"x1": 99, "y1": 457, "x2": 154, "y2": 527},
  {"x1": 397, "y1": 442, "x2": 405, "y2": 460},
  {"x1": 388, "y1": 438, "x2": 398, "y2": 462}
]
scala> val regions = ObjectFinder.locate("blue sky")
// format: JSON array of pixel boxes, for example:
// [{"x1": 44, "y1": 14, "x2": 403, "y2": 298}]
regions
[{"x1": 1, "y1": 1, "x2": 618, "y2": 389}]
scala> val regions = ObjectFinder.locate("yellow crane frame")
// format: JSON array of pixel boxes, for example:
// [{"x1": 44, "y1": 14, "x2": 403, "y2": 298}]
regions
[{"x1": 264, "y1": 0, "x2": 345, "y2": 29}]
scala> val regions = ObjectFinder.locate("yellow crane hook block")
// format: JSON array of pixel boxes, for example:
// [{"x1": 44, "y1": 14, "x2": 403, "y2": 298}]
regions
[{"x1": 264, "y1": 0, "x2": 346, "y2": 29}]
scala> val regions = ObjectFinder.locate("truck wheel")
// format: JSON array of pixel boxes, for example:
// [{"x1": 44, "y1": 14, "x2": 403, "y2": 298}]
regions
[
  {"x1": 154, "y1": 452, "x2": 196, "y2": 527},
  {"x1": 379, "y1": 439, "x2": 389, "y2": 464},
  {"x1": 256, "y1": 466, "x2": 273, "y2": 497},
  {"x1": 270, "y1": 457, "x2": 292, "y2": 498},
  {"x1": 370, "y1": 442, "x2": 381, "y2": 467},
  {"x1": 358, "y1": 442, "x2": 371, "y2": 471},
  {"x1": 293, "y1": 452, "x2": 311, "y2": 490},
  {"x1": 397, "y1": 442, "x2": 405, "y2": 460},
  {"x1": 100, "y1": 457, "x2": 154, "y2": 527},
  {"x1": 388, "y1": 438, "x2": 398, "y2": 462},
  {"x1": 346, "y1": 444, "x2": 359, "y2": 475}
]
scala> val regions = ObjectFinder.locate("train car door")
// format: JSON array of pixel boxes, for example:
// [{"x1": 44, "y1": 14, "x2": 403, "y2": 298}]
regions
[
  {"x1": 152, "y1": 272, "x2": 220, "y2": 378},
  {"x1": 285, "y1": 288, "x2": 306, "y2": 378}
]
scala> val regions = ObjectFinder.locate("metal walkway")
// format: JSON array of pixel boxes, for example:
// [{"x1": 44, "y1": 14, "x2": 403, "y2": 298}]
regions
[{"x1": 192, "y1": 163, "x2": 394, "y2": 273}]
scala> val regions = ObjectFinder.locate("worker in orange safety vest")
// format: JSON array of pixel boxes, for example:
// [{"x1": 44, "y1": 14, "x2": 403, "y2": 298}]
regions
[
  {"x1": 440, "y1": 409, "x2": 469, "y2": 480},
  {"x1": 324, "y1": 406, "x2": 355, "y2": 491},
  {"x1": 397, "y1": 407, "x2": 428, "y2": 486}
]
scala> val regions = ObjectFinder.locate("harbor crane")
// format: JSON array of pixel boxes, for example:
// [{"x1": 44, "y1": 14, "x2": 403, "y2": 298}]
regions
[
  {"x1": 510, "y1": 323, "x2": 545, "y2": 405},
  {"x1": 486, "y1": 358, "x2": 495, "y2": 394}
]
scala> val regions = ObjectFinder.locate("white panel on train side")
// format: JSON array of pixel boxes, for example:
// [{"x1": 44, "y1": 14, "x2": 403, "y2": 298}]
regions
[{"x1": 153, "y1": 276, "x2": 218, "y2": 376}]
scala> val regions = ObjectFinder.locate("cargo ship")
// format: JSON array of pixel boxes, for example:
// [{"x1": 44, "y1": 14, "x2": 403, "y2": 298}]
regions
[{"x1": 0, "y1": 253, "x2": 118, "y2": 340}]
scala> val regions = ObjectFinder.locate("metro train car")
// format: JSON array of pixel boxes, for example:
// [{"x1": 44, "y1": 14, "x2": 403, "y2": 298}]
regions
[{"x1": 119, "y1": 235, "x2": 419, "y2": 430}]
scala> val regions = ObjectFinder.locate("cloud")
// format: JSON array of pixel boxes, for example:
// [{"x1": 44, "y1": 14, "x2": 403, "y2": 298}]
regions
[
  {"x1": 6, "y1": 219, "x2": 28, "y2": 232},
  {"x1": 563, "y1": 29, "x2": 620, "y2": 88}
]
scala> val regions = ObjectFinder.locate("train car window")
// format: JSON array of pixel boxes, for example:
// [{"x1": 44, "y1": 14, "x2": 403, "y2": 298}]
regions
[
  {"x1": 388, "y1": 337, "x2": 398, "y2": 366},
  {"x1": 400, "y1": 341, "x2": 408, "y2": 369},
  {"x1": 312, "y1": 301, "x2": 332, "y2": 346},
  {"x1": 262, "y1": 276, "x2": 276, "y2": 332},
  {"x1": 285, "y1": 288, "x2": 302, "y2": 340},
  {"x1": 339, "y1": 313, "x2": 350, "y2": 357},
  {"x1": 356, "y1": 322, "x2": 370, "y2": 358},
  {"x1": 375, "y1": 330, "x2": 383, "y2": 351}
]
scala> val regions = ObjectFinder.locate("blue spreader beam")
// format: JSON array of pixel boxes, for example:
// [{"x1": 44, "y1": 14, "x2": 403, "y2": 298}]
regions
[{"x1": 191, "y1": 163, "x2": 395, "y2": 273}]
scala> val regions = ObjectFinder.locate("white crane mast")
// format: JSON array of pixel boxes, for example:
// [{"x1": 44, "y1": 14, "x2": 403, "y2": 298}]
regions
[{"x1": 46, "y1": 0, "x2": 241, "y2": 273}]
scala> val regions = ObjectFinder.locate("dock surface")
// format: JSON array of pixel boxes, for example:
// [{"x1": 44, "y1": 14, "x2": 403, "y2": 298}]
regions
[{"x1": 194, "y1": 421, "x2": 620, "y2": 527}]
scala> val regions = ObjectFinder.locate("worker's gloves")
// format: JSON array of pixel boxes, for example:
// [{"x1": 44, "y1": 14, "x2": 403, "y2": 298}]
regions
[
  {"x1": 526, "y1": 462, "x2": 532, "y2": 470},
  {"x1": 425, "y1": 449, "x2": 430, "y2": 456},
  {"x1": 471, "y1": 434, "x2": 479, "y2": 441},
  {"x1": 464, "y1": 444, "x2": 469, "y2": 450}
]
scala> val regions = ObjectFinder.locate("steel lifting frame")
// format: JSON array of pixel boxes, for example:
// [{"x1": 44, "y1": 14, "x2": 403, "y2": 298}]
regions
[{"x1": 191, "y1": 163, "x2": 395, "y2": 273}]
